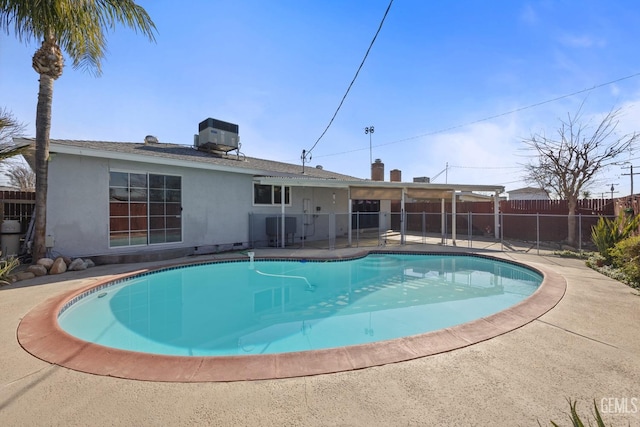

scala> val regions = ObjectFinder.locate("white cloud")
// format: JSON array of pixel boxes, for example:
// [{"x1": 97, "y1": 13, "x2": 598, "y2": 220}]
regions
[
  {"x1": 403, "y1": 119, "x2": 527, "y2": 191},
  {"x1": 610, "y1": 84, "x2": 621, "y2": 97},
  {"x1": 559, "y1": 34, "x2": 606, "y2": 48},
  {"x1": 519, "y1": 4, "x2": 538, "y2": 26}
]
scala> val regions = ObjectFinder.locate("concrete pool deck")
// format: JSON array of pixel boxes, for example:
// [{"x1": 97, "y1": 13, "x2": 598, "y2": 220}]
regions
[{"x1": 1, "y1": 246, "x2": 639, "y2": 425}]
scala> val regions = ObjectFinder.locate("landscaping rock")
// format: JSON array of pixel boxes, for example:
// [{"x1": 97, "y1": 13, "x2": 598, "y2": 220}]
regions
[
  {"x1": 15, "y1": 271, "x2": 35, "y2": 281},
  {"x1": 68, "y1": 258, "x2": 86, "y2": 271},
  {"x1": 84, "y1": 259, "x2": 95, "y2": 268},
  {"x1": 37, "y1": 258, "x2": 54, "y2": 270},
  {"x1": 62, "y1": 256, "x2": 72, "y2": 267},
  {"x1": 27, "y1": 265, "x2": 48, "y2": 277},
  {"x1": 49, "y1": 257, "x2": 67, "y2": 275}
]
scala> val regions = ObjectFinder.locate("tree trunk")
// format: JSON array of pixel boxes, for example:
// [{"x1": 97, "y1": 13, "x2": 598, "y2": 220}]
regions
[
  {"x1": 33, "y1": 74, "x2": 54, "y2": 261},
  {"x1": 567, "y1": 197, "x2": 578, "y2": 248}
]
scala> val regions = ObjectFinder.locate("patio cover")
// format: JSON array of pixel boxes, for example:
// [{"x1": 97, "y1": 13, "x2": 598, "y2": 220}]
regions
[{"x1": 255, "y1": 176, "x2": 505, "y2": 248}]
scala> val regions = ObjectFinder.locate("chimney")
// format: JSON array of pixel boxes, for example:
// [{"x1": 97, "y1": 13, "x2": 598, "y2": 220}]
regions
[
  {"x1": 390, "y1": 169, "x2": 401, "y2": 182},
  {"x1": 371, "y1": 159, "x2": 384, "y2": 181}
]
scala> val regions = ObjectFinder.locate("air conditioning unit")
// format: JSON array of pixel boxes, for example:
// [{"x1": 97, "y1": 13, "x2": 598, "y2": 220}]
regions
[{"x1": 195, "y1": 118, "x2": 239, "y2": 152}]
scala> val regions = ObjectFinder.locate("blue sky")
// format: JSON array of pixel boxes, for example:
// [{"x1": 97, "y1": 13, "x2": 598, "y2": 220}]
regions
[{"x1": 2, "y1": 1, "x2": 640, "y2": 197}]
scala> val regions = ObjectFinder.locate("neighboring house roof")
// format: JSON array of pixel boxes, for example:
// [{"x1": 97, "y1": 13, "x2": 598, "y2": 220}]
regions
[
  {"x1": 508, "y1": 187, "x2": 550, "y2": 200},
  {"x1": 457, "y1": 191, "x2": 500, "y2": 202},
  {"x1": 508, "y1": 186, "x2": 548, "y2": 194},
  {"x1": 15, "y1": 138, "x2": 362, "y2": 181}
]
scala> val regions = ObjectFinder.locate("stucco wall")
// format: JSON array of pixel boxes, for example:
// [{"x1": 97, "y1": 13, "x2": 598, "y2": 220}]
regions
[
  {"x1": 47, "y1": 154, "x2": 256, "y2": 257},
  {"x1": 47, "y1": 153, "x2": 111, "y2": 257},
  {"x1": 46, "y1": 153, "x2": 351, "y2": 257},
  {"x1": 248, "y1": 186, "x2": 350, "y2": 246}
]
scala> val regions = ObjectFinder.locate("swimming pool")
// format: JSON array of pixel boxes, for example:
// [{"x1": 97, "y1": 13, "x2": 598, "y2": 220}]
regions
[
  {"x1": 18, "y1": 250, "x2": 566, "y2": 381},
  {"x1": 57, "y1": 253, "x2": 542, "y2": 357}
]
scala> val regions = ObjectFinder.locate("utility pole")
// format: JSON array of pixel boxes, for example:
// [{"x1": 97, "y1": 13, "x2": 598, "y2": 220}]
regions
[
  {"x1": 301, "y1": 149, "x2": 311, "y2": 174},
  {"x1": 621, "y1": 164, "x2": 639, "y2": 197}
]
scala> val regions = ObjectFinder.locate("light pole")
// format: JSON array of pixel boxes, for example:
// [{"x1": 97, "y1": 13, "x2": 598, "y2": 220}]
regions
[{"x1": 365, "y1": 126, "x2": 374, "y2": 166}]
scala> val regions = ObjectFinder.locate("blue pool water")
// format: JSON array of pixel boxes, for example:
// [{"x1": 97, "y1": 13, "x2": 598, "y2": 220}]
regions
[{"x1": 58, "y1": 253, "x2": 542, "y2": 356}]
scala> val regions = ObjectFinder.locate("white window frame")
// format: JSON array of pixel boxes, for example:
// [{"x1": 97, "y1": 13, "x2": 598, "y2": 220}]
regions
[
  {"x1": 252, "y1": 183, "x2": 292, "y2": 206},
  {"x1": 108, "y1": 170, "x2": 183, "y2": 248}
]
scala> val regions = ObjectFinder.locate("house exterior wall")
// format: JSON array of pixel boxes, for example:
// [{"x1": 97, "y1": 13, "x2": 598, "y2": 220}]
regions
[
  {"x1": 47, "y1": 153, "x2": 255, "y2": 257},
  {"x1": 47, "y1": 154, "x2": 111, "y2": 257},
  {"x1": 249, "y1": 186, "x2": 350, "y2": 246},
  {"x1": 379, "y1": 199, "x2": 392, "y2": 230},
  {"x1": 46, "y1": 153, "x2": 350, "y2": 257}
]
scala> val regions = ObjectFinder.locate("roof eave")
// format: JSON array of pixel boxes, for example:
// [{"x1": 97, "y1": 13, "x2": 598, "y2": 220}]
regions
[{"x1": 257, "y1": 176, "x2": 504, "y2": 193}]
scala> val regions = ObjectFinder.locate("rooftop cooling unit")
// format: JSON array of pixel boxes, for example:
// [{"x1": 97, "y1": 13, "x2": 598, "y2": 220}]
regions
[{"x1": 196, "y1": 118, "x2": 239, "y2": 152}]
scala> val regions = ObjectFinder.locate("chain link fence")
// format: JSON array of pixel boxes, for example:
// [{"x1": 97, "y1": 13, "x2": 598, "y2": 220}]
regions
[{"x1": 249, "y1": 211, "x2": 613, "y2": 254}]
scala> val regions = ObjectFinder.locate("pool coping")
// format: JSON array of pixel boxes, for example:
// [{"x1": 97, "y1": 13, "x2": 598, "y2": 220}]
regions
[{"x1": 16, "y1": 251, "x2": 566, "y2": 382}]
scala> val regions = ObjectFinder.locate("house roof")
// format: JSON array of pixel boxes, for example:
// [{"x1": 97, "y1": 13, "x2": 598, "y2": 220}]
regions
[
  {"x1": 15, "y1": 138, "x2": 362, "y2": 181},
  {"x1": 15, "y1": 137, "x2": 506, "y2": 198},
  {"x1": 508, "y1": 187, "x2": 548, "y2": 194}
]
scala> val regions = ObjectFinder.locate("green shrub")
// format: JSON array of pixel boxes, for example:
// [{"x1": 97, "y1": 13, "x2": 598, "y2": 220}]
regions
[
  {"x1": 591, "y1": 215, "x2": 640, "y2": 263},
  {"x1": 585, "y1": 252, "x2": 607, "y2": 268},
  {"x1": 0, "y1": 256, "x2": 19, "y2": 286},
  {"x1": 609, "y1": 235, "x2": 640, "y2": 286},
  {"x1": 554, "y1": 250, "x2": 590, "y2": 259},
  {"x1": 543, "y1": 399, "x2": 609, "y2": 427}
]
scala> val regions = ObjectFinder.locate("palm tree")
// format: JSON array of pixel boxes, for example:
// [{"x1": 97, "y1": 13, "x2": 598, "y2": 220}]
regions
[{"x1": 0, "y1": 1, "x2": 156, "y2": 261}]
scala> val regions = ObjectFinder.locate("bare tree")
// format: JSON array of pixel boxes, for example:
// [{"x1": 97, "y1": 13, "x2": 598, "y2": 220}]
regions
[
  {"x1": 524, "y1": 106, "x2": 640, "y2": 247},
  {"x1": 5, "y1": 164, "x2": 35, "y2": 191},
  {"x1": 0, "y1": 107, "x2": 25, "y2": 144},
  {"x1": 0, "y1": 108, "x2": 31, "y2": 160}
]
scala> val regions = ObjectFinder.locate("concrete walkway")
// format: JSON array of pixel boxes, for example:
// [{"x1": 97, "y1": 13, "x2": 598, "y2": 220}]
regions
[{"x1": 1, "y1": 248, "x2": 639, "y2": 426}]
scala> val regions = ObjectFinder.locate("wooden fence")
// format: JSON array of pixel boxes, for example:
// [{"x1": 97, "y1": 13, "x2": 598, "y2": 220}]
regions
[
  {"x1": 393, "y1": 199, "x2": 615, "y2": 215},
  {"x1": 391, "y1": 199, "x2": 616, "y2": 243}
]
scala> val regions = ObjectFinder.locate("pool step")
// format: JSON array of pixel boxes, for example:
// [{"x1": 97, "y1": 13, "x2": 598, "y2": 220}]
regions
[{"x1": 359, "y1": 255, "x2": 401, "y2": 269}]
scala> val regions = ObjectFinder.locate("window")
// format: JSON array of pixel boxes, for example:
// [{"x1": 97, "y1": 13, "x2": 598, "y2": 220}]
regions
[
  {"x1": 149, "y1": 174, "x2": 182, "y2": 244},
  {"x1": 253, "y1": 183, "x2": 290, "y2": 205},
  {"x1": 109, "y1": 171, "x2": 182, "y2": 247}
]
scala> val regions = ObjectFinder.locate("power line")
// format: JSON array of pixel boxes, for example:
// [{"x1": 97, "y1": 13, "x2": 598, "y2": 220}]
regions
[
  {"x1": 621, "y1": 164, "x2": 640, "y2": 195},
  {"x1": 448, "y1": 165, "x2": 521, "y2": 170},
  {"x1": 306, "y1": 71, "x2": 640, "y2": 160},
  {"x1": 305, "y1": 0, "x2": 394, "y2": 158},
  {"x1": 377, "y1": 71, "x2": 640, "y2": 149}
]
